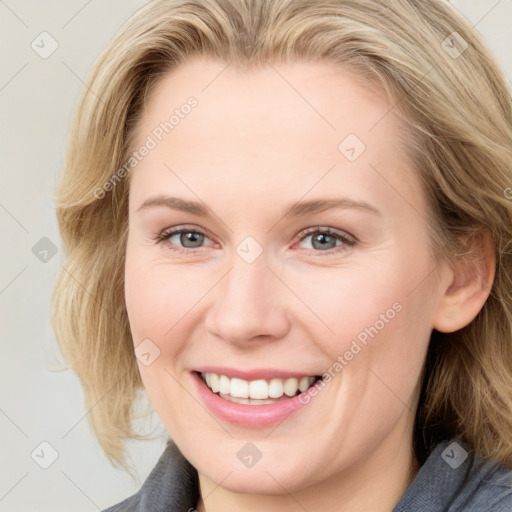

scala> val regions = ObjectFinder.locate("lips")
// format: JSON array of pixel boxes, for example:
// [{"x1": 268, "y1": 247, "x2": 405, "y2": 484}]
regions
[{"x1": 191, "y1": 368, "x2": 324, "y2": 427}]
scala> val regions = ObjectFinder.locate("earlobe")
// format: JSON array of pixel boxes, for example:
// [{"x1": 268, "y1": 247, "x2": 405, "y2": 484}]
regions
[{"x1": 433, "y1": 231, "x2": 496, "y2": 334}]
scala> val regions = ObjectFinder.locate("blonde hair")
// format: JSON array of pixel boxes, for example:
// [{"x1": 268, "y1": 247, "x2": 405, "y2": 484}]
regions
[{"x1": 51, "y1": 0, "x2": 512, "y2": 472}]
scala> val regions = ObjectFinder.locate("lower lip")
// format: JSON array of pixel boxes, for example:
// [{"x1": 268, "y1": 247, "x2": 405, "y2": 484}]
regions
[{"x1": 191, "y1": 371, "x2": 319, "y2": 428}]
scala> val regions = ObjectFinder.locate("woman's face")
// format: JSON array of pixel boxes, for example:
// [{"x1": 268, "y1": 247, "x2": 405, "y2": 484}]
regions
[{"x1": 124, "y1": 59, "x2": 451, "y2": 494}]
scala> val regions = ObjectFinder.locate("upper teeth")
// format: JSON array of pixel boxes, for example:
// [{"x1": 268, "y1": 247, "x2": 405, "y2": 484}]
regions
[{"x1": 202, "y1": 372, "x2": 317, "y2": 399}]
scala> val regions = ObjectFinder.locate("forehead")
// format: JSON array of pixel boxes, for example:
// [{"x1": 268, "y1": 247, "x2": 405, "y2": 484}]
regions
[
  {"x1": 129, "y1": 58, "x2": 424, "y2": 221},
  {"x1": 136, "y1": 57, "x2": 397, "y2": 148}
]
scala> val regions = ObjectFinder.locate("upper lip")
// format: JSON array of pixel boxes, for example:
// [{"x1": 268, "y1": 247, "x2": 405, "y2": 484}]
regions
[{"x1": 194, "y1": 366, "x2": 321, "y2": 381}]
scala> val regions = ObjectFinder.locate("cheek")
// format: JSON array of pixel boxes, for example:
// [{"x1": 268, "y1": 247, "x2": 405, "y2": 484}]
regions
[
  {"x1": 124, "y1": 246, "x2": 198, "y2": 345},
  {"x1": 340, "y1": 245, "x2": 436, "y2": 402},
  {"x1": 124, "y1": 249, "x2": 192, "y2": 417},
  {"x1": 305, "y1": 235, "x2": 436, "y2": 382},
  {"x1": 124, "y1": 250, "x2": 189, "y2": 411},
  {"x1": 124, "y1": 247, "x2": 214, "y2": 399},
  {"x1": 285, "y1": 260, "x2": 417, "y2": 362}
]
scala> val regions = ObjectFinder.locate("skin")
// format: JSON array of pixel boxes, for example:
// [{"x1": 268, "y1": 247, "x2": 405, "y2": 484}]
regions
[{"x1": 124, "y1": 58, "x2": 495, "y2": 512}]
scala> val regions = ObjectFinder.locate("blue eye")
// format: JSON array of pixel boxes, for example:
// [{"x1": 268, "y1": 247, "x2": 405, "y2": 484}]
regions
[
  {"x1": 155, "y1": 226, "x2": 356, "y2": 255},
  {"x1": 156, "y1": 228, "x2": 213, "y2": 253},
  {"x1": 296, "y1": 227, "x2": 355, "y2": 253}
]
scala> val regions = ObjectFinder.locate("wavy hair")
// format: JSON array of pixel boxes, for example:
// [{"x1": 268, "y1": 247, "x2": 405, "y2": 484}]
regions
[{"x1": 51, "y1": 0, "x2": 512, "y2": 471}]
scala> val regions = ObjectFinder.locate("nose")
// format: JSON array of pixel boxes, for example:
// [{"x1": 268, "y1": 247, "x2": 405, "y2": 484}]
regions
[{"x1": 204, "y1": 253, "x2": 290, "y2": 346}]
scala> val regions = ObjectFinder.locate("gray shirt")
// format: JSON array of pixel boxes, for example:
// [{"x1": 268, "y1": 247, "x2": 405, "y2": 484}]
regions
[{"x1": 103, "y1": 437, "x2": 512, "y2": 511}]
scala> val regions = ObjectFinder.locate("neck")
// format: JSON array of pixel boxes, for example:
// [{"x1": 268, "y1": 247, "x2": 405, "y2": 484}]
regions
[{"x1": 196, "y1": 411, "x2": 421, "y2": 512}]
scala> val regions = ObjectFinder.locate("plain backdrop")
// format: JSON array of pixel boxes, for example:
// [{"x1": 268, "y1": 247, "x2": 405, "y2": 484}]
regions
[{"x1": 1, "y1": 1, "x2": 511, "y2": 510}]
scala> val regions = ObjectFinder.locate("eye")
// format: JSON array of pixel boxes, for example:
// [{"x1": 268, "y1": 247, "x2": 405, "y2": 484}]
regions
[
  {"x1": 155, "y1": 226, "x2": 214, "y2": 253},
  {"x1": 295, "y1": 227, "x2": 356, "y2": 254},
  {"x1": 154, "y1": 225, "x2": 356, "y2": 255}
]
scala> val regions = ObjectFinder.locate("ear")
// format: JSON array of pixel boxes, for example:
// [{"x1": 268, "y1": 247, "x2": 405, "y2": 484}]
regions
[{"x1": 433, "y1": 231, "x2": 496, "y2": 333}]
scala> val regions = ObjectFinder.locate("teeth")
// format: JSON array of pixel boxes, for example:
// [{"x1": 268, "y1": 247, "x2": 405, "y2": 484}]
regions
[
  {"x1": 298, "y1": 376, "x2": 311, "y2": 392},
  {"x1": 283, "y1": 377, "x2": 299, "y2": 397},
  {"x1": 218, "y1": 393, "x2": 280, "y2": 405},
  {"x1": 230, "y1": 378, "x2": 249, "y2": 398},
  {"x1": 268, "y1": 378, "x2": 283, "y2": 398},
  {"x1": 219, "y1": 375, "x2": 230, "y2": 395},
  {"x1": 201, "y1": 372, "x2": 318, "y2": 400},
  {"x1": 210, "y1": 373, "x2": 220, "y2": 393},
  {"x1": 249, "y1": 379, "x2": 268, "y2": 399}
]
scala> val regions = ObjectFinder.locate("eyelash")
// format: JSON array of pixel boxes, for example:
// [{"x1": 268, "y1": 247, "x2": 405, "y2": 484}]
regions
[{"x1": 154, "y1": 225, "x2": 356, "y2": 256}]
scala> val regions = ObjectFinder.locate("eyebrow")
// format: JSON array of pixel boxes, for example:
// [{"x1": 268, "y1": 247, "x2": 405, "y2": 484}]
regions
[{"x1": 136, "y1": 195, "x2": 381, "y2": 217}]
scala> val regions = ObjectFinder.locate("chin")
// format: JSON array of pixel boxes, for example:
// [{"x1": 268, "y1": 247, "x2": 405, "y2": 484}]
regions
[{"x1": 193, "y1": 449, "x2": 317, "y2": 495}]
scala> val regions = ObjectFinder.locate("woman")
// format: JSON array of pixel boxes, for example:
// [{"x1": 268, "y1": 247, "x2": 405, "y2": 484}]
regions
[{"x1": 51, "y1": 0, "x2": 512, "y2": 510}]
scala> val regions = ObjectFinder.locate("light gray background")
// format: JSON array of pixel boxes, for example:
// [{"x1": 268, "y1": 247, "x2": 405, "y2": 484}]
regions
[{"x1": 1, "y1": 1, "x2": 511, "y2": 510}]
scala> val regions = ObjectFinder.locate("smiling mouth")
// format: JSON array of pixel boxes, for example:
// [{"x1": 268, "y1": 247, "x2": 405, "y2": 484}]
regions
[{"x1": 198, "y1": 371, "x2": 323, "y2": 405}]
